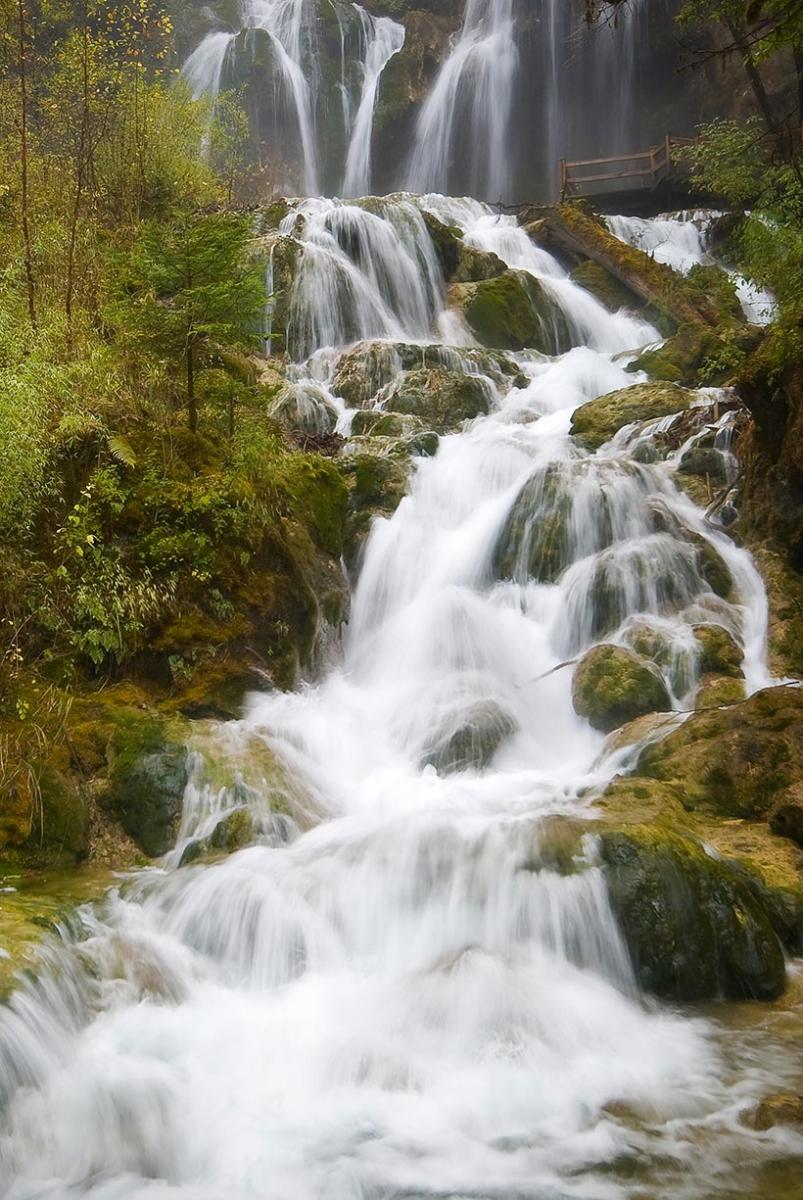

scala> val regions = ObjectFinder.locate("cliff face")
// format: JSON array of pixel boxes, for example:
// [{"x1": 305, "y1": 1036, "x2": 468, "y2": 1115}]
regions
[{"x1": 169, "y1": 0, "x2": 800, "y2": 201}]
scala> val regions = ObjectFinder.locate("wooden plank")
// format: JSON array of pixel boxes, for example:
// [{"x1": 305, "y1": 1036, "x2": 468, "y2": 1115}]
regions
[{"x1": 565, "y1": 167, "x2": 657, "y2": 185}]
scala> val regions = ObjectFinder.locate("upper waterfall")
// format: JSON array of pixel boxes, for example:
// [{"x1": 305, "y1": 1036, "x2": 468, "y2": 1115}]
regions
[
  {"x1": 405, "y1": 0, "x2": 518, "y2": 200},
  {"x1": 179, "y1": 0, "x2": 664, "y2": 201}
]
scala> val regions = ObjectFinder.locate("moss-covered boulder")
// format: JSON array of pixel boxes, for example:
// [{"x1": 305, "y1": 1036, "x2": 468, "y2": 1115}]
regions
[
  {"x1": 635, "y1": 685, "x2": 803, "y2": 821},
  {"x1": 693, "y1": 623, "x2": 742, "y2": 676},
  {"x1": 449, "y1": 270, "x2": 570, "y2": 354},
  {"x1": 572, "y1": 644, "x2": 671, "y2": 733},
  {"x1": 570, "y1": 383, "x2": 693, "y2": 450},
  {"x1": 339, "y1": 445, "x2": 412, "y2": 571},
  {"x1": 105, "y1": 713, "x2": 189, "y2": 858},
  {"x1": 267, "y1": 382, "x2": 339, "y2": 437},
  {"x1": 380, "y1": 366, "x2": 491, "y2": 431},
  {"x1": 422, "y1": 700, "x2": 517, "y2": 773},
  {"x1": 598, "y1": 825, "x2": 786, "y2": 1001},
  {"x1": 453, "y1": 242, "x2": 507, "y2": 284}
]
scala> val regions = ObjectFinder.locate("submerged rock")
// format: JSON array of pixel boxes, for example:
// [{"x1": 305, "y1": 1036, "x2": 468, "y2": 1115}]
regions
[
  {"x1": 572, "y1": 644, "x2": 671, "y2": 733},
  {"x1": 570, "y1": 382, "x2": 693, "y2": 450},
  {"x1": 749, "y1": 1093, "x2": 803, "y2": 1131},
  {"x1": 422, "y1": 700, "x2": 517, "y2": 774}
]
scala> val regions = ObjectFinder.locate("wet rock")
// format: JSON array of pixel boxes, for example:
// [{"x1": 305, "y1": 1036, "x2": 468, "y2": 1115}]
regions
[
  {"x1": 678, "y1": 445, "x2": 730, "y2": 482},
  {"x1": 106, "y1": 715, "x2": 189, "y2": 858},
  {"x1": 749, "y1": 1093, "x2": 803, "y2": 1131},
  {"x1": 570, "y1": 383, "x2": 693, "y2": 450},
  {"x1": 569, "y1": 260, "x2": 641, "y2": 312},
  {"x1": 339, "y1": 446, "x2": 412, "y2": 571},
  {"x1": 422, "y1": 700, "x2": 517, "y2": 774},
  {"x1": 380, "y1": 366, "x2": 491, "y2": 431},
  {"x1": 449, "y1": 270, "x2": 570, "y2": 354},
  {"x1": 178, "y1": 808, "x2": 256, "y2": 867},
  {"x1": 572, "y1": 644, "x2": 671, "y2": 734},
  {"x1": 635, "y1": 685, "x2": 803, "y2": 822},
  {"x1": 692, "y1": 623, "x2": 742, "y2": 677},
  {"x1": 598, "y1": 825, "x2": 786, "y2": 1002},
  {"x1": 453, "y1": 242, "x2": 507, "y2": 284},
  {"x1": 268, "y1": 382, "x2": 339, "y2": 437},
  {"x1": 694, "y1": 674, "x2": 745, "y2": 709}
]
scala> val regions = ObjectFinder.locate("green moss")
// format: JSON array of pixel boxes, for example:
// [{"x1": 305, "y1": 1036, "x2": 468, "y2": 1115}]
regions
[
  {"x1": 383, "y1": 367, "x2": 490, "y2": 431},
  {"x1": 635, "y1": 685, "x2": 803, "y2": 821},
  {"x1": 106, "y1": 711, "x2": 188, "y2": 857},
  {"x1": 449, "y1": 271, "x2": 569, "y2": 354},
  {"x1": 695, "y1": 673, "x2": 745, "y2": 709},
  {"x1": 693, "y1": 623, "x2": 742, "y2": 676},
  {"x1": 572, "y1": 644, "x2": 671, "y2": 733},
  {"x1": 598, "y1": 824, "x2": 786, "y2": 1001},
  {"x1": 570, "y1": 260, "x2": 641, "y2": 312},
  {"x1": 570, "y1": 383, "x2": 692, "y2": 449}
]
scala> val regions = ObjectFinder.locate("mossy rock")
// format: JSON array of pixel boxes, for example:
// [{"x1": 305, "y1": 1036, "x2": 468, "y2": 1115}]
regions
[
  {"x1": 569, "y1": 260, "x2": 642, "y2": 312},
  {"x1": 381, "y1": 366, "x2": 491, "y2": 431},
  {"x1": 421, "y1": 210, "x2": 462, "y2": 277},
  {"x1": 677, "y1": 444, "x2": 730, "y2": 482},
  {"x1": 748, "y1": 545, "x2": 803, "y2": 679},
  {"x1": 268, "y1": 383, "x2": 339, "y2": 438},
  {"x1": 634, "y1": 684, "x2": 803, "y2": 822},
  {"x1": 570, "y1": 383, "x2": 692, "y2": 450},
  {"x1": 694, "y1": 673, "x2": 745, "y2": 709},
  {"x1": 692, "y1": 623, "x2": 742, "y2": 677},
  {"x1": 178, "y1": 808, "x2": 256, "y2": 867},
  {"x1": 453, "y1": 243, "x2": 507, "y2": 284},
  {"x1": 449, "y1": 270, "x2": 570, "y2": 354},
  {"x1": 491, "y1": 463, "x2": 572, "y2": 583},
  {"x1": 598, "y1": 825, "x2": 786, "y2": 1001},
  {"x1": 769, "y1": 783, "x2": 803, "y2": 850},
  {"x1": 339, "y1": 447, "x2": 412, "y2": 571},
  {"x1": 422, "y1": 700, "x2": 517, "y2": 774},
  {"x1": 105, "y1": 713, "x2": 189, "y2": 858},
  {"x1": 572, "y1": 644, "x2": 671, "y2": 734}
]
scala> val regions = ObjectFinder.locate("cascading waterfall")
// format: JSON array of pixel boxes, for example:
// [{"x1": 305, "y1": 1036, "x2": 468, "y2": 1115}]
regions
[
  {"x1": 606, "y1": 210, "x2": 777, "y2": 324},
  {"x1": 406, "y1": 0, "x2": 518, "y2": 200},
  {"x1": 1, "y1": 203, "x2": 799, "y2": 1198},
  {"x1": 181, "y1": 0, "x2": 405, "y2": 196}
]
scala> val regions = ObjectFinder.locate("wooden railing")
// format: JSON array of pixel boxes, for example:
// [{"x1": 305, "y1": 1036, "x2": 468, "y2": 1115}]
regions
[{"x1": 560, "y1": 135, "x2": 698, "y2": 199}]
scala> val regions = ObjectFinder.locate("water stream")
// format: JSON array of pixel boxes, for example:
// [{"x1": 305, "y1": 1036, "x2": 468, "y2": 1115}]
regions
[{"x1": 1, "y1": 202, "x2": 801, "y2": 1198}]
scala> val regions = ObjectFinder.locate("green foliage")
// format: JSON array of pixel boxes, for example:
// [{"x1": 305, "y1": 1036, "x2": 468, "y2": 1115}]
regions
[{"x1": 112, "y1": 210, "x2": 266, "y2": 430}]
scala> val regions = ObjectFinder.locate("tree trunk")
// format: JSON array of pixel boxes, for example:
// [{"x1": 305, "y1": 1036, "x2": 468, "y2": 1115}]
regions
[
  {"x1": 725, "y1": 15, "x2": 777, "y2": 135},
  {"x1": 187, "y1": 339, "x2": 197, "y2": 433},
  {"x1": 65, "y1": 10, "x2": 90, "y2": 352},
  {"x1": 18, "y1": 0, "x2": 36, "y2": 328}
]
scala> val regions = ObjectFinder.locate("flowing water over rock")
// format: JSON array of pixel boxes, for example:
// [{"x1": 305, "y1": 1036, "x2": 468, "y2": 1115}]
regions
[{"x1": 1, "y1": 205, "x2": 801, "y2": 1198}]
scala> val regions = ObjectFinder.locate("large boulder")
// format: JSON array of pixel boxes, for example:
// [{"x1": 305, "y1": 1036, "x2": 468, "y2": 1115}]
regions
[
  {"x1": 598, "y1": 825, "x2": 786, "y2": 1001},
  {"x1": 572, "y1": 644, "x2": 671, "y2": 733},
  {"x1": 449, "y1": 270, "x2": 570, "y2": 354},
  {"x1": 380, "y1": 366, "x2": 491, "y2": 431},
  {"x1": 339, "y1": 443, "x2": 413, "y2": 571},
  {"x1": 570, "y1": 383, "x2": 693, "y2": 450}
]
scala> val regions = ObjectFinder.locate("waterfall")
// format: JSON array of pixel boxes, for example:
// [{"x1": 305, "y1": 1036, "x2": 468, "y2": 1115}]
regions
[
  {"x1": 181, "y1": 0, "x2": 405, "y2": 196},
  {"x1": 342, "y1": 8, "x2": 405, "y2": 197},
  {"x1": 406, "y1": 0, "x2": 518, "y2": 201},
  {"x1": 0, "y1": 205, "x2": 792, "y2": 1197}
]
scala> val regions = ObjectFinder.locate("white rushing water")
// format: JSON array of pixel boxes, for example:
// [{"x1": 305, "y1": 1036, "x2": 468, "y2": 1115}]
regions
[
  {"x1": 181, "y1": 0, "x2": 405, "y2": 197},
  {"x1": 406, "y1": 0, "x2": 518, "y2": 200},
  {"x1": 0, "y1": 205, "x2": 797, "y2": 1198},
  {"x1": 606, "y1": 211, "x2": 777, "y2": 325}
]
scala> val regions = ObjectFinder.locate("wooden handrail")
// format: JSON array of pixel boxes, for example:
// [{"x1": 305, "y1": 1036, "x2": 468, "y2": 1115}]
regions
[{"x1": 559, "y1": 132, "x2": 698, "y2": 198}]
